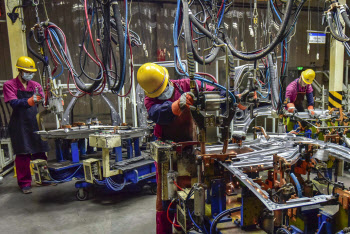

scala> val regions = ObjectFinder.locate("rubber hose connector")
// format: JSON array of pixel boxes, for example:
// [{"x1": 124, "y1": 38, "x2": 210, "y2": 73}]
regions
[
  {"x1": 340, "y1": 6, "x2": 350, "y2": 29},
  {"x1": 187, "y1": 52, "x2": 195, "y2": 76}
]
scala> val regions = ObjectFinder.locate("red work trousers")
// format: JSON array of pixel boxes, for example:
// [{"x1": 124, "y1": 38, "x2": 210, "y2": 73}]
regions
[{"x1": 15, "y1": 152, "x2": 47, "y2": 189}]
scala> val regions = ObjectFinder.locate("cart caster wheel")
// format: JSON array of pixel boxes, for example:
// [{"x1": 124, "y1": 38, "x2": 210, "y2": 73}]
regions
[
  {"x1": 150, "y1": 184, "x2": 157, "y2": 195},
  {"x1": 76, "y1": 188, "x2": 88, "y2": 201}
]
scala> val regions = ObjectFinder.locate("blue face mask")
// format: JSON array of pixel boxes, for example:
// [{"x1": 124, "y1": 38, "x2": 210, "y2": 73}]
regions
[{"x1": 157, "y1": 83, "x2": 174, "y2": 100}]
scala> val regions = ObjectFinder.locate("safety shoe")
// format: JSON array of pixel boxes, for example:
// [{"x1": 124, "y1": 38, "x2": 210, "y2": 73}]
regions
[{"x1": 22, "y1": 187, "x2": 32, "y2": 194}]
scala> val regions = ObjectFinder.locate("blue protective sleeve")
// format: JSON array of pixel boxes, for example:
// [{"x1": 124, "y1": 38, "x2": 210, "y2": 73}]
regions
[
  {"x1": 9, "y1": 98, "x2": 31, "y2": 109},
  {"x1": 148, "y1": 101, "x2": 176, "y2": 125},
  {"x1": 306, "y1": 92, "x2": 314, "y2": 107}
]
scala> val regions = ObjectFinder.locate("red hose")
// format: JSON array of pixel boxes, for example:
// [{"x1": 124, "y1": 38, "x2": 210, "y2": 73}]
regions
[
  {"x1": 167, "y1": 200, "x2": 181, "y2": 228},
  {"x1": 217, "y1": 0, "x2": 225, "y2": 17},
  {"x1": 84, "y1": 0, "x2": 103, "y2": 66},
  {"x1": 195, "y1": 72, "x2": 218, "y2": 83},
  {"x1": 173, "y1": 181, "x2": 184, "y2": 191}
]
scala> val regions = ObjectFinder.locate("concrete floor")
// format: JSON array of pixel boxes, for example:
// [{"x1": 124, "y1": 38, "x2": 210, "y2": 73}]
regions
[
  {"x1": 1, "y1": 170, "x2": 350, "y2": 234},
  {"x1": 0, "y1": 172, "x2": 156, "y2": 234}
]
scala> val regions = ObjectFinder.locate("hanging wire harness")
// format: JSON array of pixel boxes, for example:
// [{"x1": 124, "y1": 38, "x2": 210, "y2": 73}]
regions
[{"x1": 27, "y1": 0, "x2": 140, "y2": 98}]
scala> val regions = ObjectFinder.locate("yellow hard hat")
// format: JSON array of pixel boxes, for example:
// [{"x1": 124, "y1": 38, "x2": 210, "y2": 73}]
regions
[
  {"x1": 301, "y1": 69, "x2": 315, "y2": 85},
  {"x1": 16, "y1": 56, "x2": 37, "y2": 72},
  {"x1": 137, "y1": 63, "x2": 169, "y2": 98}
]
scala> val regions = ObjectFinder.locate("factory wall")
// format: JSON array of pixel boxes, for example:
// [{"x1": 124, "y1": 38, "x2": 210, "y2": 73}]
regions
[
  {"x1": 0, "y1": 0, "x2": 348, "y2": 128},
  {"x1": 0, "y1": 1, "x2": 14, "y2": 82}
]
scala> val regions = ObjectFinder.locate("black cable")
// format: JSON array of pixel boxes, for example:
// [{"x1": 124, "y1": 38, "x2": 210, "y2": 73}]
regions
[
  {"x1": 101, "y1": 0, "x2": 112, "y2": 90},
  {"x1": 111, "y1": 0, "x2": 126, "y2": 92},
  {"x1": 189, "y1": 0, "x2": 207, "y2": 24},
  {"x1": 222, "y1": 0, "x2": 293, "y2": 60},
  {"x1": 210, "y1": 206, "x2": 241, "y2": 234},
  {"x1": 184, "y1": 0, "x2": 222, "y2": 65},
  {"x1": 27, "y1": 30, "x2": 49, "y2": 66},
  {"x1": 48, "y1": 22, "x2": 104, "y2": 93}
]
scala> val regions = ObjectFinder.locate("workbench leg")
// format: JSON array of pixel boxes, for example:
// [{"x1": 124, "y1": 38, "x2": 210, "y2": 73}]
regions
[
  {"x1": 210, "y1": 179, "x2": 226, "y2": 218},
  {"x1": 55, "y1": 139, "x2": 65, "y2": 162},
  {"x1": 71, "y1": 142, "x2": 80, "y2": 163},
  {"x1": 114, "y1": 146, "x2": 123, "y2": 162},
  {"x1": 126, "y1": 139, "x2": 133, "y2": 159},
  {"x1": 78, "y1": 139, "x2": 86, "y2": 156},
  {"x1": 134, "y1": 138, "x2": 141, "y2": 157},
  {"x1": 86, "y1": 138, "x2": 95, "y2": 154}
]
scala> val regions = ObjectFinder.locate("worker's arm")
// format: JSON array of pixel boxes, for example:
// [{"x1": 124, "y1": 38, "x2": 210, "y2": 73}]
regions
[
  {"x1": 4, "y1": 83, "x2": 42, "y2": 108},
  {"x1": 285, "y1": 81, "x2": 297, "y2": 113},
  {"x1": 285, "y1": 81, "x2": 297, "y2": 104},
  {"x1": 9, "y1": 99, "x2": 31, "y2": 108},
  {"x1": 147, "y1": 101, "x2": 176, "y2": 125},
  {"x1": 306, "y1": 85, "x2": 314, "y2": 107},
  {"x1": 3, "y1": 82, "x2": 30, "y2": 108}
]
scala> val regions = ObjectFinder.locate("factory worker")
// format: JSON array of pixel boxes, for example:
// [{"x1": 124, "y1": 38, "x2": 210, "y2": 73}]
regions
[
  {"x1": 138, "y1": 63, "x2": 215, "y2": 142},
  {"x1": 285, "y1": 69, "x2": 315, "y2": 115},
  {"x1": 137, "y1": 63, "x2": 214, "y2": 234},
  {"x1": 3, "y1": 56, "x2": 49, "y2": 194}
]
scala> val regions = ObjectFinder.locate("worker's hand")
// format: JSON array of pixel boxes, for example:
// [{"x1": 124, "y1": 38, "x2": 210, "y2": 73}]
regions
[
  {"x1": 308, "y1": 105, "x2": 315, "y2": 116},
  {"x1": 287, "y1": 103, "x2": 296, "y2": 113},
  {"x1": 27, "y1": 95, "x2": 42, "y2": 106},
  {"x1": 172, "y1": 92, "x2": 194, "y2": 116}
]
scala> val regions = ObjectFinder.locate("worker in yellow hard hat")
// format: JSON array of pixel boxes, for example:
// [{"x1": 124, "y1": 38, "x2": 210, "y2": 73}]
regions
[
  {"x1": 285, "y1": 69, "x2": 315, "y2": 115},
  {"x1": 137, "y1": 62, "x2": 215, "y2": 234},
  {"x1": 3, "y1": 56, "x2": 49, "y2": 194},
  {"x1": 139, "y1": 63, "x2": 215, "y2": 142}
]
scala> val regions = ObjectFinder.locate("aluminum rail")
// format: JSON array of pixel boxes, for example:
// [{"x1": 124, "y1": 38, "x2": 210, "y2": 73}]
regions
[
  {"x1": 220, "y1": 163, "x2": 333, "y2": 211},
  {"x1": 233, "y1": 106, "x2": 272, "y2": 132},
  {"x1": 269, "y1": 135, "x2": 350, "y2": 163},
  {"x1": 205, "y1": 139, "x2": 300, "y2": 169},
  {"x1": 36, "y1": 126, "x2": 148, "y2": 140}
]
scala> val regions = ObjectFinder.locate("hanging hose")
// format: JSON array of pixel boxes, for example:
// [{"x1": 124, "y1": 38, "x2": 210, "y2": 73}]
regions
[
  {"x1": 267, "y1": 53, "x2": 280, "y2": 110},
  {"x1": 101, "y1": 1, "x2": 112, "y2": 90},
  {"x1": 223, "y1": 0, "x2": 294, "y2": 61},
  {"x1": 46, "y1": 23, "x2": 104, "y2": 94},
  {"x1": 210, "y1": 206, "x2": 241, "y2": 234},
  {"x1": 27, "y1": 30, "x2": 48, "y2": 66},
  {"x1": 327, "y1": 11, "x2": 350, "y2": 42},
  {"x1": 183, "y1": 0, "x2": 221, "y2": 65},
  {"x1": 340, "y1": 6, "x2": 350, "y2": 28},
  {"x1": 111, "y1": 0, "x2": 127, "y2": 93}
]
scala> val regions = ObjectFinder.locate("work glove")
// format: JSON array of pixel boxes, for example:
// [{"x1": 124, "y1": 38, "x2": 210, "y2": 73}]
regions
[
  {"x1": 308, "y1": 105, "x2": 315, "y2": 117},
  {"x1": 287, "y1": 103, "x2": 296, "y2": 113},
  {"x1": 172, "y1": 92, "x2": 194, "y2": 116},
  {"x1": 27, "y1": 95, "x2": 42, "y2": 106}
]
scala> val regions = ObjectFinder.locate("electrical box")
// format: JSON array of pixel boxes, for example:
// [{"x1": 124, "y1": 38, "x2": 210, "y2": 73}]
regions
[
  {"x1": 89, "y1": 134, "x2": 121, "y2": 148},
  {"x1": 31, "y1": 159, "x2": 50, "y2": 184},
  {"x1": 149, "y1": 141, "x2": 175, "y2": 163},
  {"x1": 177, "y1": 189, "x2": 194, "y2": 232},
  {"x1": 0, "y1": 139, "x2": 14, "y2": 173},
  {"x1": 83, "y1": 158, "x2": 102, "y2": 183}
]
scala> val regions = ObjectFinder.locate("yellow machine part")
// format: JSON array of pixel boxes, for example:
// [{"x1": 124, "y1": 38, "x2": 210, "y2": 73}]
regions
[
  {"x1": 334, "y1": 203, "x2": 350, "y2": 231},
  {"x1": 288, "y1": 216, "x2": 305, "y2": 232}
]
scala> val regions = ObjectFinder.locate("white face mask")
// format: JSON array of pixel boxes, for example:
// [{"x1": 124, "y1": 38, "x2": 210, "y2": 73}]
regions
[
  {"x1": 22, "y1": 72, "x2": 34, "y2": 81},
  {"x1": 157, "y1": 83, "x2": 174, "y2": 100}
]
